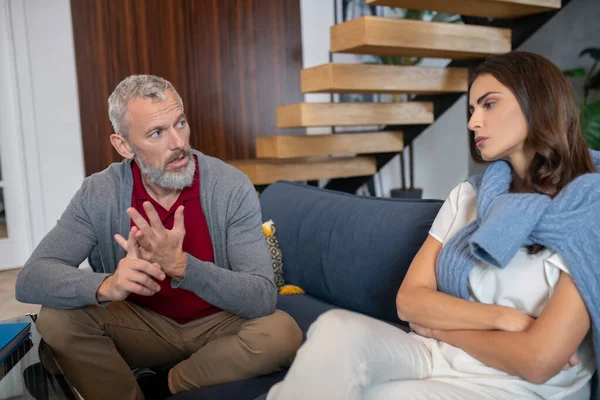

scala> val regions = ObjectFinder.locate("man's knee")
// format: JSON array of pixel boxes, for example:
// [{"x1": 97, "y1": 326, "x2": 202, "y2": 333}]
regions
[
  {"x1": 241, "y1": 310, "x2": 302, "y2": 364},
  {"x1": 36, "y1": 306, "x2": 98, "y2": 351}
]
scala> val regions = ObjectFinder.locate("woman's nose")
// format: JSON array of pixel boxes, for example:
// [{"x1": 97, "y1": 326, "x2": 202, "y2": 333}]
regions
[{"x1": 468, "y1": 111, "x2": 482, "y2": 132}]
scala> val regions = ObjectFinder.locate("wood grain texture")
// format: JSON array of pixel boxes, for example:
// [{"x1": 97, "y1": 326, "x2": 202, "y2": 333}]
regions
[
  {"x1": 70, "y1": 0, "x2": 304, "y2": 176},
  {"x1": 366, "y1": 0, "x2": 561, "y2": 19},
  {"x1": 228, "y1": 156, "x2": 377, "y2": 185},
  {"x1": 330, "y1": 17, "x2": 511, "y2": 59},
  {"x1": 256, "y1": 131, "x2": 404, "y2": 158},
  {"x1": 276, "y1": 102, "x2": 434, "y2": 128},
  {"x1": 301, "y1": 63, "x2": 468, "y2": 94}
]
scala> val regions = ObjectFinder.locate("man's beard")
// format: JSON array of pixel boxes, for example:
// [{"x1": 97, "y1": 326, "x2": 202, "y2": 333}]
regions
[{"x1": 134, "y1": 148, "x2": 195, "y2": 190}]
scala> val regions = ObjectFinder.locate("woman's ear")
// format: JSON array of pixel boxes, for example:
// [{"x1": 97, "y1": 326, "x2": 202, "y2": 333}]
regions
[{"x1": 110, "y1": 133, "x2": 134, "y2": 159}]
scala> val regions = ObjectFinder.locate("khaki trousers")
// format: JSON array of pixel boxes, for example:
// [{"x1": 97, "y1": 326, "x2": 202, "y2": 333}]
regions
[{"x1": 36, "y1": 301, "x2": 302, "y2": 400}]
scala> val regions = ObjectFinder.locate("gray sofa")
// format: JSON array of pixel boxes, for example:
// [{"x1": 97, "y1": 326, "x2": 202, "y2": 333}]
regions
[{"x1": 174, "y1": 181, "x2": 443, "y2": 400}]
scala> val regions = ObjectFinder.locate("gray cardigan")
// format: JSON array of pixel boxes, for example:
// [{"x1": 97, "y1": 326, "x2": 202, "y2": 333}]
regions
[{"x1": 15, "y1": 150, "x2": 276, "y2": 319}]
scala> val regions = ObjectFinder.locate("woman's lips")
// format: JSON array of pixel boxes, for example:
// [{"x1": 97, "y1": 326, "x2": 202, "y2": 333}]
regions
[{"x1": 475, "y1": 137, "x2": 488, "y2": 147}]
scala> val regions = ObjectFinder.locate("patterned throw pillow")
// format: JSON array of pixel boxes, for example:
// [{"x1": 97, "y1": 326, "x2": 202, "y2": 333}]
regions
[{"x1": 262, "y1": 220, "x2": 305, "y2": 295}]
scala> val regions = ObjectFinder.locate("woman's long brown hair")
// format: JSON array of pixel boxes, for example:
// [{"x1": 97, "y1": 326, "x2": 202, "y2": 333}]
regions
[{"x1": 468, "y1": 51, "x2": 595, "y2": 198}]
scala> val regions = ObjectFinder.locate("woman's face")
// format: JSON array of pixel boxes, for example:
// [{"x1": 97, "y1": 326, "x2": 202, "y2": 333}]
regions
[{"x1": 468, "y1": 74, "x2": 529, "y2": 163}]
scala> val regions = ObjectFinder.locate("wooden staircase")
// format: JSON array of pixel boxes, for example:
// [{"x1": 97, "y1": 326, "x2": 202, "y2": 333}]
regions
[
  {"x1": 230, "y1": 0, "x2": 562, "y2": 188},
  {"x1": 366, "y1": 0, "x2": 561, "y2": 19},
  {"x1": 276, "y1": 102, "x2": 434, "y2": 128},
  {"x1": 302, "y1": 64, "x2": 468, "y2": 94},
  {"x1": 330, "y1": 16, "x2": 511, "y2": 59}
]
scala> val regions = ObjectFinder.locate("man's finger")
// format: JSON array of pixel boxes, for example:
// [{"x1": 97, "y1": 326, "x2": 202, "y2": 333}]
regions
[
  {"x1": 143, "y1": 202, "x2": 166, "y2": 233},
  {"x1": 128, "y1": 270, "x2": 161, "y2": 293},
  {"x1": 114, "y1": 234, "x2": 128, "y2": 252},
  {"x1": 127, "y1": 208, "x2": 154, "y2": 237},
  {"x1": 128, "y1": 259, "x2": 165, "y2": 281},
  {"x1": 173, "y1": 205, "x2": 185, "y2": 234},
  {"x1": 134, "y1": 229, "x2": 153, "y2": 250},
  {"x1": 125, "y1": 281, "x2": 156, "y2": 297},
  {"x1": 126, "y1": 227, "x2": 140, "y2": 259}
]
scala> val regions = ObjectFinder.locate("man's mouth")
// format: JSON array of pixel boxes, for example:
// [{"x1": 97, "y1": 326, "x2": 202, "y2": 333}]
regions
[{"x1": 167, "y1": 153, "x2": 188, "y2": 169}]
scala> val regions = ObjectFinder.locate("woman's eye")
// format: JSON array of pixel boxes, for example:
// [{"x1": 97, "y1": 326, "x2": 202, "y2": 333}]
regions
[{"x1": 484, "y1": 102, "x2": 496, "y2": 109}]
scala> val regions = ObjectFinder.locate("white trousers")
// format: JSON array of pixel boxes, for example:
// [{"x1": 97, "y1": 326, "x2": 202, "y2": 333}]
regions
[{"x1": 266, "y1": 309, "x2": 520, "y2": 400}]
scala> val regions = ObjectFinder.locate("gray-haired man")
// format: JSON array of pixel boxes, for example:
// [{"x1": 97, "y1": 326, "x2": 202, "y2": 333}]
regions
[{"x1": 16, "y1": 75, "x2": 302, "y2": 400}]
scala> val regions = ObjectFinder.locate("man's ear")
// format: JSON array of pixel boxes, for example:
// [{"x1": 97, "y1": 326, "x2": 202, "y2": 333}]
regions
[{"x1": 110, "y1": 133, "x2": 134, "y2": 159}]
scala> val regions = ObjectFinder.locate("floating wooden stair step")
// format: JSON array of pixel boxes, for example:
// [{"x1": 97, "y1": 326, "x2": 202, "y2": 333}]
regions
[
  {"x1": 256, "y1": 131, "x2": 404, "y2": 159},
  {"x1": 302, "y1": 63, "x2": 468, "y2": 94},
  {"x1": 330, "y1": 17, "x2": 511, "y2": 59},
  {"x1": 366, "y1": 0, "x2": 561, "y2": 19},
  {"x1": 228, "y1": 156, "x2": 377, "y2": 185},
  {"x1": 276, "y1": 102, "x2": 433, "y2": 128}
]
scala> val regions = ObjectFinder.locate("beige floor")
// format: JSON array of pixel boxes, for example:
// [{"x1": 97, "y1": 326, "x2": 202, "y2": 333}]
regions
[{"x1": 0, "y1": 268, "x2": 40, "y2": 320}]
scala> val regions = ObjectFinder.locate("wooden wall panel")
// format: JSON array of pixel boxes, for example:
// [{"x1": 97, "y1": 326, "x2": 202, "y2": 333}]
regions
[{"x1": 70, "y1": 0, "x2": 304, "y2": 176}]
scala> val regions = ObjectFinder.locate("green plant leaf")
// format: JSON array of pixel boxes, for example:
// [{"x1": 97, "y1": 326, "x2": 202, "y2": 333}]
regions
[
  {"x1": 582, "y1": 100, "x2": 600, "y2": 150},
  {"x1": 579, "y1": 47, "x2": 600, "y2": 61},
  {"x1": 404, "y1": 9, "x2": 425, "y2": 20},
  {"x1": 585, "y1": 69, "x2": 600, "y2": 91},
  {"x1": 380, "y1": 56, "x2": 393, "y2": 65},
  {"x1": 564, "y1": 68, "x2": 586, "y2": 77},
  {"x1": 431, "y1": 12, "x2": 461, "y2": 23}
]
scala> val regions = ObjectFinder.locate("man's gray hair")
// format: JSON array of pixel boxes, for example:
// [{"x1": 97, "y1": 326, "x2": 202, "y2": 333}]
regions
[{"x1": 108, "y1": 75, "x2": 184, "y2": 136}]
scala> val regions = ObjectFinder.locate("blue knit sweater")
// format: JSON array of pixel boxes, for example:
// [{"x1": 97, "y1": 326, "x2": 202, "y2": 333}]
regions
[{"x1": 437, "y1": 153, "x2": 600, "y2": 399}]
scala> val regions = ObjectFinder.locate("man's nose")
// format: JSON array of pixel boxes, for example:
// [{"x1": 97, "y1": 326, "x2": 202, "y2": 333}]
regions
[{"x1": 168, "y1": 128, "x2": 185, "y2": 149}]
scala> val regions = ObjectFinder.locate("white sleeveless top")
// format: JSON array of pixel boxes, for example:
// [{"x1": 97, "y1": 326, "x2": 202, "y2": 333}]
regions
[{"x1": 421, "y1": 182, "x2": 595, "y2": 400}]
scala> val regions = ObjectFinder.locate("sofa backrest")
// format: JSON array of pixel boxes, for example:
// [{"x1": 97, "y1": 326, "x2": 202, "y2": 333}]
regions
[{"x1": 260, "y1": 181, "x2": 443, "y2": 324}]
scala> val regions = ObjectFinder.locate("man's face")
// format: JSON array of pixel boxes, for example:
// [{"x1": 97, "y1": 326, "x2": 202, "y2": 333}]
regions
[{"x1": 125, "y1": 90, "x2": 195, "y2": 190}]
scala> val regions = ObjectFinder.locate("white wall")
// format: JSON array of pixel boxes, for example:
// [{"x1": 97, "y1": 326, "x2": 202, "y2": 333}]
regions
[
  {"x1": 380, "y1": 97, "x2": 470, "y2": 199},
  {"x1": 0, "y1": 0, "x2": 33, "y2": 270},
  {"x1": 300, "y1": 0, "x2": 334, "y2": 136},
  {"x1": 8, "y1": 0, "x2": 84, "y2": 250}
]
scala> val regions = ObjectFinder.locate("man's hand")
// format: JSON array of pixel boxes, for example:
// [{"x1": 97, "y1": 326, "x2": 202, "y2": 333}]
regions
[
  {"x1": 116, "y1": 202, "x2": 187, "y2": 280},
  {"x1": 96, "y1": 226, "x2": 166, "y2": 302}
]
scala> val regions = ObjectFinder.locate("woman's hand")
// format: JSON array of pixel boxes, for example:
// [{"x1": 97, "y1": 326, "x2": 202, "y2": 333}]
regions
[
  {"x1": 495, "y1": 308, "x2": 535, "y2": 332},
  {"x1": 495, "y1": 308, "x2": 578, "y2": 370},
  {"x1": 409, "y1": 323, "x2": 438, "y2": 339}
]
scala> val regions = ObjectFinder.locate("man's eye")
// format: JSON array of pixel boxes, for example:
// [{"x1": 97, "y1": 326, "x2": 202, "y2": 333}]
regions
[
  {"x1": 151, "y1": 131, "x2": 162, "y2": 137},
  {"x1": 177, "y1": 120, "x2": 186, "y2": 128}
]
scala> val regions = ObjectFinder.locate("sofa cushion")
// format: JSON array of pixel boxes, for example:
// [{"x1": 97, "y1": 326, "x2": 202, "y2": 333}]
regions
[
  {"x1": 260, "y1": 182, "x2": 443, "y2": 324},
  {"x1": 276, "y1": 293, "x2": 339, "y2": 339}
]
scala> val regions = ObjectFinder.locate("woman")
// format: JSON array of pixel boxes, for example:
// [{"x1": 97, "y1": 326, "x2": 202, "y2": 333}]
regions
[{"x1": 266, "y1": 51, "x2": 599, "y2": 400}]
